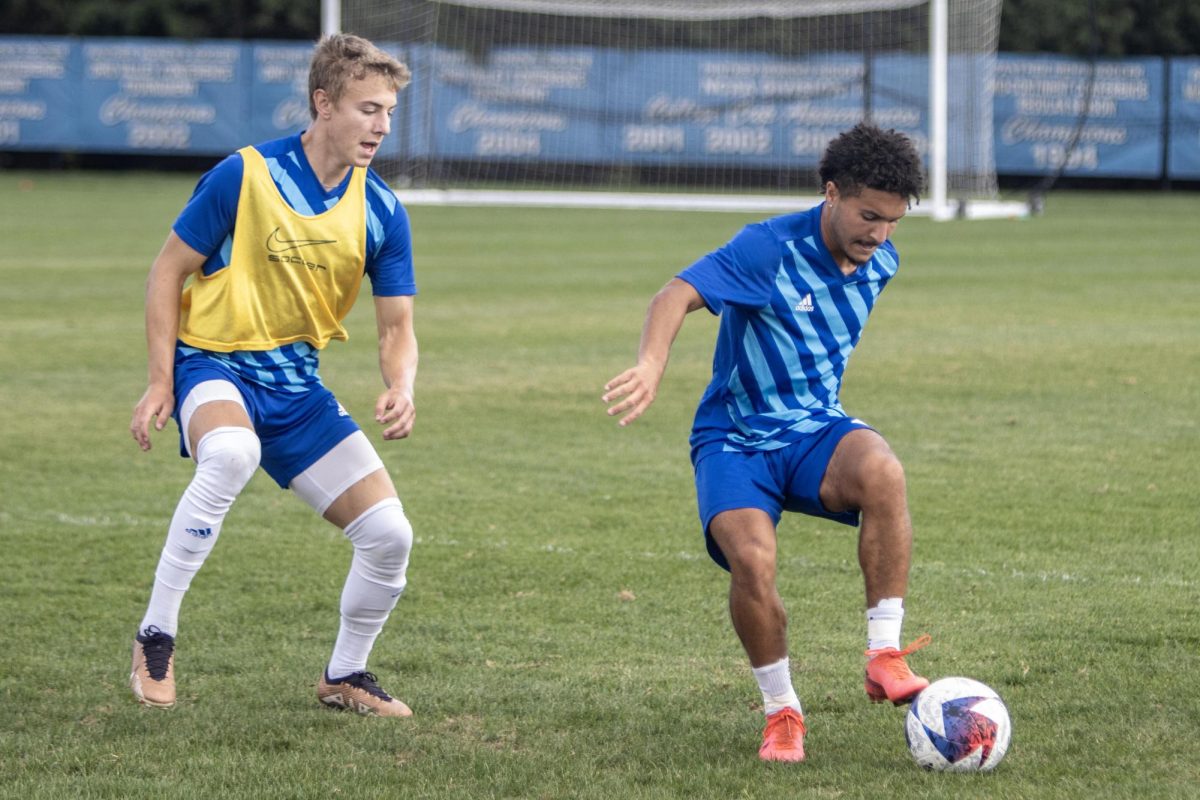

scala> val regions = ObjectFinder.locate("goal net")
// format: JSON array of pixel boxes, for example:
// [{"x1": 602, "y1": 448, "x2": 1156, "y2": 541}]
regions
[{"x1": 340, "y1": 0, "x2": 1012, "y2": 217}]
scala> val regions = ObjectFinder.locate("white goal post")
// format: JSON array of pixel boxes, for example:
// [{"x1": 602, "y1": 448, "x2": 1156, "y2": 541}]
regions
[{"x1": 329, "y1": 0, "x2": 1028, "y2": 219}]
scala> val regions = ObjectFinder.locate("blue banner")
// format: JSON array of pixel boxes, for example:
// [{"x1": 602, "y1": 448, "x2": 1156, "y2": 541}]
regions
[
  {"x1": 2, "y1": 36, "x2": 1199, "y2": 182},
  {"x1": 247, "y1": 42, "x2": 312, "y2": 145},
  {"x1": 78, "y1": 39, "x2": 247, "y2": 154},
  {"x1": 418, "y1": 45, "x2": 934, "y2": 168},
  {"x1": 0, "y1": 37, "x2": 78, "y2": 149},
  {"x1": 1168, "y1": 58, "x2": 1200, "y2": 180},
  {"x1": 993, "y1": 54, "x2": 1164, "y2": 178}
]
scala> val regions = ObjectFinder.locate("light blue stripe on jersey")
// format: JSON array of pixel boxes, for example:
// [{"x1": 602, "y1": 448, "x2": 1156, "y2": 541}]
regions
[
  {"x1": 786, "y1": 241, "x2": 883, "y2": 376},
  {"x1": 722, "y1": 238, "x2": 878, "y2": 444},
  {"x1": 749, "y1": 307, "x2": 823, "y2": 410},
  {"x1": 725, "y1": 366, "x2": 789, "y2": 450},
  {"x1": 365, "y1": 178, "x2": 395, "y2": 260},
  {"x1": 726, "y1": 413, "x2": 827, "y2": 450},
  {"x1": 368, "y1": 176, "x2": 398, "y2": 214},
  {"x1": 266, "y1": 154, "x2": 320, "y2": 215},
  {"x1": 794, "y1": 235, "x2": 868, "y2": 356},
  {"x1": 687, "y1": 205, "x2": 899, "y2": 456},
  {"x1": 725, "y1": 368, "x2": 754, "y2": 432},
  {"x1": 840, "y1": 281, "x2": 871, "y2": 333},
  {"x1": 263, "y1": 346, "x2": 309, "y2": 387},
  {"x1": 218, "y1": 235, "x2": 233, "y2": 266},
  {"x1": 177, "y1": 342, "x2": 320, "y2": 392},
  {"x1": 870, "y1": 247, "x2": 899, "y2": 279},
  {"x1": 777, "y1": 250, "x2": 844, "y2": 404},
  {"x1": 737, "y1": 314, "x2": 790, "y2": 416}
]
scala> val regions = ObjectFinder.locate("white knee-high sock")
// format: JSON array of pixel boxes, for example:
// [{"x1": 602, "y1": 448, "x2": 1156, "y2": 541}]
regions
[
  {"x1": 327, "y1": 498, "x2": 412, "y2": 680},
  {"x1": 139, "y1": 427, "x2": 260, "y2": 637}
]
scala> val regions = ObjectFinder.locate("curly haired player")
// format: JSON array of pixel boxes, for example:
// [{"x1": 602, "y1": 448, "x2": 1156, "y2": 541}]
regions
[{"x1": 604, "y1": 123, "x2": 932, "y2": 762}]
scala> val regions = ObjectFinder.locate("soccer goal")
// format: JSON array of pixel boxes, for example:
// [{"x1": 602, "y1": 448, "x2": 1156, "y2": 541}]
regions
[{"x1": 332, "y1": 0, "x2": 1027, "y2": 219}]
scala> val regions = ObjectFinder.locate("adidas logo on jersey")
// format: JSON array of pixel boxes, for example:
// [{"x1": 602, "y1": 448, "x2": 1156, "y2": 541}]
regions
[{"x1": 794, "y1": 293, "x2": 815, "y2": 313}]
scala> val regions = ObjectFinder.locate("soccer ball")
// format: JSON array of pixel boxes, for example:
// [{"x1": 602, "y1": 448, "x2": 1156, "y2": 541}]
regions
[{"x1": 905, "y1": 677, "x2": 1011, "y2": 772}]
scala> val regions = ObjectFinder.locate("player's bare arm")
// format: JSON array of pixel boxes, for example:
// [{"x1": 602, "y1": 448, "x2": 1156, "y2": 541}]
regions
[
  {"x1": 373, "y1": 294, "x2": 418, "y2": 440},
  {"x1": 130, "y1": 232, "x2": 207, "y2": 451},
  {"x1": 603, "y1": 277, "x2": 705, "y2": 427}
]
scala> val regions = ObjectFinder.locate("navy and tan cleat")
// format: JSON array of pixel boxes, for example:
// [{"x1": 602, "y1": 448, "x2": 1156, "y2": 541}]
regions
[
  {"x1": 318, "y1": 670, "x2": 412, "y2": 717},
  {"x1": 130, "y1": 626, "x2": 176, "y2": 708}
]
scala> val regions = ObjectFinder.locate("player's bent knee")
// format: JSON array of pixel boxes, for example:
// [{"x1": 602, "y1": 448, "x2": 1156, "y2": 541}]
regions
[
  {"x1": 853, "y1": 451, "x2": 908, "y2": 512},
  {"x1": 721, "y1": 539, "x2": 774, "y2": 576},
  {"x1": 865, "y1": 451, "x2": 906, "y2": 492},
  {"x1": 344, "y1": 498, "x2": 413, "y2": 582},
  {"x1": 711, "y1": 523, "x2": 776, "y2": 581},
  {"x1": 192, "y1": 426, "x2": 261, "y2": 504}
]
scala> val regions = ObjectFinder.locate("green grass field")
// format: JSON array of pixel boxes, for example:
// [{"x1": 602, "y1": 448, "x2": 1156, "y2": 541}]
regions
[{"x1": 1, "y1": 171, "x2": 1197, "y2": 799}]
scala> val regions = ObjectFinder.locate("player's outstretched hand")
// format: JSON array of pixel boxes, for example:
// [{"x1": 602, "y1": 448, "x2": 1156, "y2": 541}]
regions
[
  {"x1": 131, "y1": 383, "x2": 175, "y2": 451},
  {"x1": 376, "y1": 386, "x2": 416, "y2": 440},
  {"x1": 602, "y1": 362, "x2": 663, "y2": 427}
]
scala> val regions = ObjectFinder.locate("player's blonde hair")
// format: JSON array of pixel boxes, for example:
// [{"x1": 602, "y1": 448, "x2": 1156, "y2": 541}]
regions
[{"x1": 307, "y1": 33, "x2": 411, "y2": 119}]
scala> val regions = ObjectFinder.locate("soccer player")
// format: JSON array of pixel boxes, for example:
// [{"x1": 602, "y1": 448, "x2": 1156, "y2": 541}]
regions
[
  {"x1": 602, "y1": 123, "x2": 932, "y2": 761},
  {"x1": 128, "y1": 34, "x2": 418, "y2": 717}
]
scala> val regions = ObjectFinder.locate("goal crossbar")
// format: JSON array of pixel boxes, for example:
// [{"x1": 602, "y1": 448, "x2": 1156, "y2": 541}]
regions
[{"x1": 334, "y1": 0, "x2": 1025, "y2": 219}]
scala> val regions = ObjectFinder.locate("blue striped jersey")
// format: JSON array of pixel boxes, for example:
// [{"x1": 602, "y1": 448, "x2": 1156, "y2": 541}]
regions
[
  {"x1": 170, "y1": 133, "x2": 415, "y2": 391},
  {"x1": 175, "y1": 341, "x2": 322, "y2": 391},
  {"x1": 678, "y1": 203, "x2": 899, "y2": 455}
]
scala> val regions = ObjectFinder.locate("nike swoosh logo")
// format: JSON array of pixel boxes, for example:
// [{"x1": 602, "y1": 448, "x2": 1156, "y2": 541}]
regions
[{"x1": 265, "y1": 227, "x2": 336, "y2": 253}]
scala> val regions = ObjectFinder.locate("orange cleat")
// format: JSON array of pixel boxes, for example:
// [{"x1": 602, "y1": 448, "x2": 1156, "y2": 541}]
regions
[
  {"x1": 864, "y1": 634, "x2": 932, "y2": 705},
  {"x1": 758, "y1": 707, "x2": 806, "y2": 762}
]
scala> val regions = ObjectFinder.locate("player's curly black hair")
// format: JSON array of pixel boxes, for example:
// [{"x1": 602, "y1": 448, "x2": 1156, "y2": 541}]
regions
[{"x1": 818, "y1": 122, "x2": 924, "y2": 203}]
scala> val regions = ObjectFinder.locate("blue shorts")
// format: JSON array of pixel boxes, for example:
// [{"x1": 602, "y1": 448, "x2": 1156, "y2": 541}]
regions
[
  {"x1": 692, "y1": 417, "x2": 872, "y2": 571},
  {"x1": 172, "y1": 352, "x2": 361, "y2": 488}
]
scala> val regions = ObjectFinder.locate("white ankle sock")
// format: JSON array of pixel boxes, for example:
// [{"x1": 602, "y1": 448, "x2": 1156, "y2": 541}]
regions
[
  {"x1": 751, "y1": 657, "x2": 802, "y2": 716},
  {"x1": 866, "y1": 597, "x2": 905, "y2": 652}
]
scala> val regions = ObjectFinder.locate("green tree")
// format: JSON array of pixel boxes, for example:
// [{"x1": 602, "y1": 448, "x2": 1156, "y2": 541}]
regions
[
  {"x1": 1, "y1": 0, "x2": 1198, "y2": 55},
  {"x1": 0, "y1": 0, "x2": 318, "y2": 40},
  {"x1": 1000, "y1": 0, "x2": 1200, "y2": 56}
]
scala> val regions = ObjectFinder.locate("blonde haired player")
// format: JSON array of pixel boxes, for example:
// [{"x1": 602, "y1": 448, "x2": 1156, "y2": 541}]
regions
[{"x1": 129, "y1": 34, "x2": 418, "y2": 716}]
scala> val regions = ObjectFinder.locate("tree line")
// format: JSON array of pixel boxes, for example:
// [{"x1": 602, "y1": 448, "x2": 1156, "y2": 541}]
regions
[{"x1": 1, "y1": 0, "x2": 1197, "y2": 57}]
